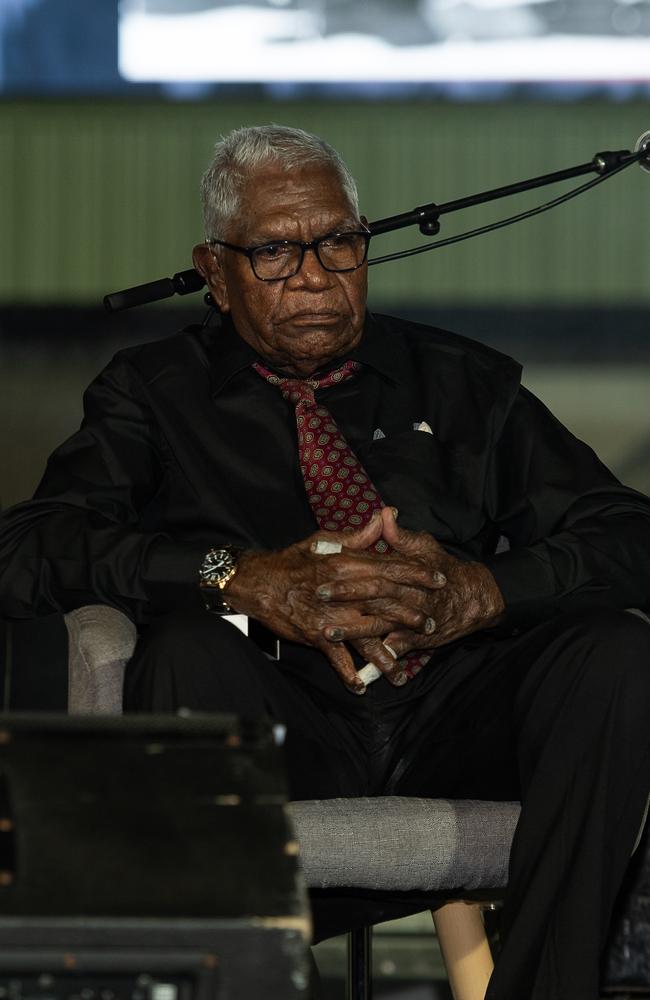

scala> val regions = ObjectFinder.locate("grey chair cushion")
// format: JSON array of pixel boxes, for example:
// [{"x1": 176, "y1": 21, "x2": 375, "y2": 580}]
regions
[
  {"x1": 64, "y1": 604, "x2": 136, "y2": 714},
  {"x1": 288, "y1": 797, "x2": 520, "y2": 892}
]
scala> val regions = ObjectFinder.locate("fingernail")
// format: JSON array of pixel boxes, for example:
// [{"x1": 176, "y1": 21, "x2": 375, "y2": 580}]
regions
[
  {"x1": 390, "y1": 506, "x2": 399, "y2": 519},
  {"x1": 317, "y1": 585, "x2": 331, "y2": 600},
  {"x1": 424, "y1": 617, "x2": 436, "y2": 634},
  {"x1": 370, "y1": 510, "x2": 381, "y2": 522},
  {"x1": 392, "y1": 671, "x2": 408, "y2": 686},
  {"x1": 433, "y1": 572, "x2": 446, "y2": 585},
  {"x1": 328, "y1": 627, "x2": 345, "y2": 641},
  {"x1": 382, "y1": 642, "x2": 398, "y2": 659}
]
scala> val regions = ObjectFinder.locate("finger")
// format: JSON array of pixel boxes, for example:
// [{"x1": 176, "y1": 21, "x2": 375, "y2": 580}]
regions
[
  {"x1": 341, "y1": 511, "x2": 385, "y2": 551},
  {"x1": 316, "y1": 555, "x2": 445, "y2": 598},
  {"x1": 373, "y1": 558, "x2": 445, "y2": 591},
  {"x1": 315, "y1": 578, "x2": 433, "y2": 624},
  {"x1": 354, "y1": 599, "x2": 436, "y2": 633},
  {"x1": 309, "y1": 511, "x2": 383, "y2": 556},
  {"x1": 357, "y1": 662, "x2": 382, "y2": 685},
  {"x1": 383, "y1": 628, "x2": 437, "y2": 655},
  {"x1": 322, "y1": 613, "x2": 407, "y2": 643},
  {"x1": 380, "y1": 507, "x2": 447, "y2": 560},
  {"x1": 316, "y1": 576, "x2": 436, "y2": 604},
  {"x1": 352, "y1": 637, "x2": 407, "y2": 687},
  {"x1": 312, "y1": 538, "x2": 344, "y2": 556},
  {"x1": 317, "y1": 582, "x2": 445, "y2": 619},
  {"x1": 316, "y1": 637, "x2": 367, "y2": 695},
  {"x1": 314, "y1": 600, "x2": 436, "y2": 642}
]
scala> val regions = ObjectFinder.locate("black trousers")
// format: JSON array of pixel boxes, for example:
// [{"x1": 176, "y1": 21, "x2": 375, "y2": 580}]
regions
[{"x1": 124, "y1": 607, "x2": 650, "y2": 1000}]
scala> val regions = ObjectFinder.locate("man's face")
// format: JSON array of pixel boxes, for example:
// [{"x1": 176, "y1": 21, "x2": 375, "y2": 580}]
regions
[{"x1": 194, "y1": 162, "x2": 368, "y2": 377}]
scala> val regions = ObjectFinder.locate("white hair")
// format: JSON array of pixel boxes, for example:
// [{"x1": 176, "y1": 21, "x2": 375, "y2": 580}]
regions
[{"x1": 200, "y1": 124, "x2": 360, "y2": 240}]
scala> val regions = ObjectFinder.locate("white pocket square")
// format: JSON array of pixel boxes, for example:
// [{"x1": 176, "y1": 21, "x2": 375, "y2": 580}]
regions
[{"x1": 414, "y1": 420, "x2": 433, "y2": 434}]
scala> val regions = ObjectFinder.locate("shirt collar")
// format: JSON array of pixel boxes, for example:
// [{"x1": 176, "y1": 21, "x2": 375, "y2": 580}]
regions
[
  {"x1": 349, "y1": 310, "x2": 406, "y2": 385},
  {"x1": 206, "y1": 313, "x2": 261, "y2": 397},
  {"x1": 207, "y1": 309, "x2": 406, "y2": 396}
]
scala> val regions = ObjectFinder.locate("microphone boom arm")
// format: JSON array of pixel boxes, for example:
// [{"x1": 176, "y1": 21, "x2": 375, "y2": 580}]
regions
[
  {"x1": 368, "y1": 146, "x2": 637, "y2": 237},
  {"x1": 103, "y1": 141, "x2": 649, "y2": 312}
]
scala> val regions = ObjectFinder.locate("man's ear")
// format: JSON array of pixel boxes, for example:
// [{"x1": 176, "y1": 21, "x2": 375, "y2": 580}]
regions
[{"x1": 192, "y1": 243, "x2": 230, "y2": 313}]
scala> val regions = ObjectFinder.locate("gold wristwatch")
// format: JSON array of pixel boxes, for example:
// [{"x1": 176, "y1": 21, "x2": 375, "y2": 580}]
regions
[{"x1": 198, "y1": 545, "x2": 244, "y2": 614}]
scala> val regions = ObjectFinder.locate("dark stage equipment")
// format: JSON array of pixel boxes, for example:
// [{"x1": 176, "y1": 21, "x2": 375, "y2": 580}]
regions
[
  {"x1": 603, "y1": 815, "x2": 650, "y2": 994},
  {"x1": 0, "y1": 714, "x2": 310, "y2": 1000}
]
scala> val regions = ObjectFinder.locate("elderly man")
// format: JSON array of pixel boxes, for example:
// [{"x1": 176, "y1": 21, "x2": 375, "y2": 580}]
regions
[{"x1": 1, "y1": 125, "x2": 649, "y2": 999}]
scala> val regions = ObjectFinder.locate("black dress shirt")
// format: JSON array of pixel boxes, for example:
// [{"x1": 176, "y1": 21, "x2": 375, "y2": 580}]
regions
[{"x1": 1, "y1": 311, "x2": 649, "y2": 625}]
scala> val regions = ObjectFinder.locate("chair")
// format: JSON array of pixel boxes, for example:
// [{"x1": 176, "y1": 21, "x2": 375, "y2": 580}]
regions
[{"x1": 64, "y1": 604, "x2": 520, "y2": 1000}]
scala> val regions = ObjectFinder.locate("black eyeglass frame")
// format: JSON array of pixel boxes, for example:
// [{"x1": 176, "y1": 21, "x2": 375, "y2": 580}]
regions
[{"x1": 206, "y1": 229, "x2": 372, "y2": 282}]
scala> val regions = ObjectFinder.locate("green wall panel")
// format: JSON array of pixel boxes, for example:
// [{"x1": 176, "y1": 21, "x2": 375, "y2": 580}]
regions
[{"x1": 1, "y1": 99, "x2": 648, "y2": 306}]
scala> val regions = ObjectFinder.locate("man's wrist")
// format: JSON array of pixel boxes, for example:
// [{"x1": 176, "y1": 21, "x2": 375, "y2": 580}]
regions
[
  {"x1": 198, "y1": 545, "x2": 245, "y2": 614},
  {"x1": 469, "y1": 561, "x2": 506, "y2": 626}
]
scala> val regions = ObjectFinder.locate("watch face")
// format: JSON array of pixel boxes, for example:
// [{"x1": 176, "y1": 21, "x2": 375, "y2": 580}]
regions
[
  {"x1": 207, "y1": 550, "x2": 233, "y2": 574},
  {"x1": 199, "y1": 547, "x2": 239, "y2": 587}
]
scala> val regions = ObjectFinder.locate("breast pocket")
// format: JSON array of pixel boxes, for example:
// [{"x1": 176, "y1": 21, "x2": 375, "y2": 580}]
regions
[{"x1": 357, "y1": 430, "x2": 487, "y2": 546}]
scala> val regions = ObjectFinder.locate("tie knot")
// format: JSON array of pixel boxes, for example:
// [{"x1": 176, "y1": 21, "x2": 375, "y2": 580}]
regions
[
  {"x1": 252, "y1": 359, "x2": 361, "y2": 408},
  {"x1": 281, "y1": 380, "x2": 316, "y2": 406}
]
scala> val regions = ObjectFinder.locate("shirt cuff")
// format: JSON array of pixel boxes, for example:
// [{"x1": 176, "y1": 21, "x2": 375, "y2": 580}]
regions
[
  {"x1": 140, "y1": 537, "x2": 208, "y2": 614},
  {"x1": 483, "y1": 546, "x2": 558, "y2": 626}
]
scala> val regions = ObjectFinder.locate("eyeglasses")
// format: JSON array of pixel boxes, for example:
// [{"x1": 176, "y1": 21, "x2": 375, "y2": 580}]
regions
[{"x1": 207, "y1": 229, "x2": 371, "y2": 281}]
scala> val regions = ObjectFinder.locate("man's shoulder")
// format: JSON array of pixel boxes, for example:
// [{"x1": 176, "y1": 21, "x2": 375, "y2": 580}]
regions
[
  {"x1": 109, "y1": 324, "x2": 212, "y2": 385},
  {"x1": 370, "y1": 311, "x2": 522, "y2": 381}
]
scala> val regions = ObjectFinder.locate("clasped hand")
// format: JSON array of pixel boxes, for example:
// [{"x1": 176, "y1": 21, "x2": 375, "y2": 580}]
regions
[{"x1": 224, "y1": 508, "x2": 504, "y2": 693}]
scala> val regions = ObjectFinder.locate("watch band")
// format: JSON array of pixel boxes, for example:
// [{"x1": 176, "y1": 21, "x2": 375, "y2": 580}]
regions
[{"x1": 201, "y1": 586, "x2": 235, "y2": 615}]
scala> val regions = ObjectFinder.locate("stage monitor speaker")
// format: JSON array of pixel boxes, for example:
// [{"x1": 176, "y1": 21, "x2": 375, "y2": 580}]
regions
[{"x1": 0, "y1": 713, "x2": 310, "y2": 1000}]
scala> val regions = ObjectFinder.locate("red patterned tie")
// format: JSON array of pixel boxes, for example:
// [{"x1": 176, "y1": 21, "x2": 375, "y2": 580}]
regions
[{"x1": 253, "y1": 360, "x2": 428, "y2": 679}]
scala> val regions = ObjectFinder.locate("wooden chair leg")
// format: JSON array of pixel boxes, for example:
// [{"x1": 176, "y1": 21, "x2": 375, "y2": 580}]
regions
[
  {"x1": 432, "y1": 902, "x2": 494, "y2": 1000},
  {"x1": 347, "y1": 925, "x2": 372, "y2": 1000}
]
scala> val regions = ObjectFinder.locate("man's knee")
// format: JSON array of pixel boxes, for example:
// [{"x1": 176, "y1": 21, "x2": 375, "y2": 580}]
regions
[
  {"x1": 125, "y1": 608, "x2": 269, "y2": 711},
  {"x1": 568, "y1": 606, "x2": 649, "y2": 658},
  {"x1": 518, "y1": 608, "x2": 650, "y2": 729},
  {"x1": 560, "y1": 607, "x2": 650, "y2": 704},
  {"x1": 136, "y1": 607, "x2": 263, "y2": 662}
]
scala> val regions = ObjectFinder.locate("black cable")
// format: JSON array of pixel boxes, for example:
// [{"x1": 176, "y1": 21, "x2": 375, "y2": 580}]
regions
[
  {"x1": 367, "y1": 157, "x2": 633, "y2": 267},
  {"x1": 202, "y1": 304, "x2": 217, "y2": 326}
]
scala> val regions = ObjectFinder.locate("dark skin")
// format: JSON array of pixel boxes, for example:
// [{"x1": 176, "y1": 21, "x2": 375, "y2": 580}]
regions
[{"x1": 193, "y1": 161, "x2": 504, "y2": 693}]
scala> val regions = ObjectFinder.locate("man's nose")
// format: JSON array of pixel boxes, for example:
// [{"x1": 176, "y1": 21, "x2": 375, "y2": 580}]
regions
[{"x1": 287, "y1": 246, "x2": 333, "y2": 288}]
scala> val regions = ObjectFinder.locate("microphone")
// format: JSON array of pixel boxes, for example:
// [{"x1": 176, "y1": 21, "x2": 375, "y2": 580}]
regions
[
  {"x1": 103, "y1": 268, "x2": 205, "y2": 312},
  {"x1": 635, "y1": 130, "x2": 650, "y2": 174}
]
